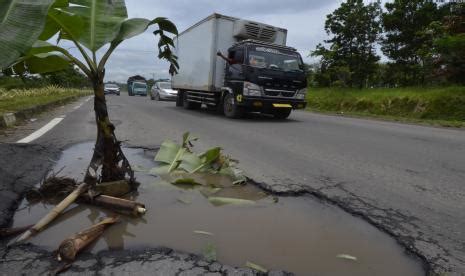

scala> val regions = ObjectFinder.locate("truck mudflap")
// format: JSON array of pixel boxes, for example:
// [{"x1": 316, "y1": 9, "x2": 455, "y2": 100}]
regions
[{"x1": 237, "y1": 96, "x2": 307, "y2": 110}]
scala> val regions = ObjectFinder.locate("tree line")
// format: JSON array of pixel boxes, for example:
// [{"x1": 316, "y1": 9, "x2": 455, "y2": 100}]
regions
[
  {"x1": 310, "y1": 0, "x2": 464, "y2": 88},
  {"x1": 1, "y1": 65, "x2": 90, "y2": 90}
]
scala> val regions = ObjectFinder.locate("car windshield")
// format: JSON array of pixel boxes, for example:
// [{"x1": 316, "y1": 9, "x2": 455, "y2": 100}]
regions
[
  {"x1": 158, "y1": 82, "x2": 171, "y2": 89},
  {"x1": 134, "y1": 83, "x2": 146, "y2": 89},
  {"x1": 105, "y1": 84, "x2": 118, "y2": 88},
  {"x1": 247, "y1": 46, "x2": 303, "y2": 72}
]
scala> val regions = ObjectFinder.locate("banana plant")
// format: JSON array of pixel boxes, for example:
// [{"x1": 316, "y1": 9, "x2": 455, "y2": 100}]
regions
[{"x1": 0, "y1": 0, "x2": 179, "y2": 185}]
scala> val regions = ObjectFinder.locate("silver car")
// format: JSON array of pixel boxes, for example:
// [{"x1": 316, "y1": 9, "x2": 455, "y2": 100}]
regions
[
  {"x1": 150, "y1": 82, "x2": 178, "y2": 101},
  {"x1": 104, "y1": 83, "x2": 120, "y2": 95}
]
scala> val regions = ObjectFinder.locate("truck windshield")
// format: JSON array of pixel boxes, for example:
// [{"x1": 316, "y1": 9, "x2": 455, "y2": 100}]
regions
[
  {"x1": 247, "y1": 47, "x2": 303, "y2": 72},
  {"x1": 134, "y1": 83, "x2": 146, "y2": 89}
]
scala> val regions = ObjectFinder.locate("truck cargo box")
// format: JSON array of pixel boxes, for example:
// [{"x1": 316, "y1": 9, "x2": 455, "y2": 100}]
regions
[{"x1": 172, "y1": 14, "x2": 287, "y2": 92}]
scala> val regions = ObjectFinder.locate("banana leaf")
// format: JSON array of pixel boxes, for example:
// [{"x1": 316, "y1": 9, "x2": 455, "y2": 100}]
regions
[
  {"x1": 0, "y1": 0, "x2": 55, "y2": 69},
  {"x1": 65, "y1": 0, "x2": 128, "y2": 52},
  {"x1": 154, "y1": 140, "x2": 186, "y2": 173}
]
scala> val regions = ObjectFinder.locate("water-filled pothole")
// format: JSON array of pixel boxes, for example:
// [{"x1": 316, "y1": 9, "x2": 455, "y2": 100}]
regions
[{"x1": 12, "y1": 142, "x2": 424, "y2": 276}]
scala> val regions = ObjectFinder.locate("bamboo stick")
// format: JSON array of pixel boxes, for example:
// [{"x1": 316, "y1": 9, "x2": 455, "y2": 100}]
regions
[
  {"x1": 79, "y1": 194, "x2": 146, "y2": 216},
  {"x1": 56, "y1": 216, "x2": 119, "y2": 262},
  {"x1": 0, "y1": 224, "x2": 33, "y2": 238},
  {"x1": 9, "y1": 182, "x2": 89, "y2": 246}
]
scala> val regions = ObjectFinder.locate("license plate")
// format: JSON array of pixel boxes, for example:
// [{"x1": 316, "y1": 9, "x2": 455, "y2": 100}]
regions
[{"x1": 272, "y1": 103, "x2": 292, "y2": 108}]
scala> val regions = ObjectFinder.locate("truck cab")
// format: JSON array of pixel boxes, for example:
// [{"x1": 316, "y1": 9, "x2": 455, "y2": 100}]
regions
[
  {"x1": 172, "y1": 14, "x2": 307, "y2": 119},
  {"x1": 222, "y1": 40, "x2": 307, "y2": 118}
]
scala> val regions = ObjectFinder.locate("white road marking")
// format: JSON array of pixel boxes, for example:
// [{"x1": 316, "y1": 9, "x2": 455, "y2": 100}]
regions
[
  {"x1": 17, "y1": 116, "x2": 65, "y2": 144},
  {"x1": 16, "y1": 96, "x2": 92, "y2": 143}
]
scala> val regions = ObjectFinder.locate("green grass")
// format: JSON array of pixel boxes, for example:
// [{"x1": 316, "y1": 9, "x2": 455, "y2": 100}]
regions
[
  {"x1": 0, "y1": 86, "x2": 92, "y2": 115},
  {"x1": 306, "y1": 86, "x2": 465, "y2": 127}
]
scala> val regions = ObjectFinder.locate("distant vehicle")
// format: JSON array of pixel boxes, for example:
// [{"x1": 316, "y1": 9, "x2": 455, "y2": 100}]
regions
[
  {"x1": 130, "y1": 82, "x2": 148, "y2": 96},
  {"x1": 150, "y1": 81, "x2": 178, "y2": 101},
  {"x1": 172, "y1": 13, "x2": 307, "y2": 119},
  {"x1": 127, "y1": 75, "x2": 147, "y2": 96},
  {"x1": 104, "y1": 83, "x2": 120, "y2": 96}
]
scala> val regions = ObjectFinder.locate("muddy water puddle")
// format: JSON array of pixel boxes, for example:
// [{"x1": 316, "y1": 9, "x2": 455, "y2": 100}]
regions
[{"x1": 12, "y1": 142, "x2": 424, "y2": 276}]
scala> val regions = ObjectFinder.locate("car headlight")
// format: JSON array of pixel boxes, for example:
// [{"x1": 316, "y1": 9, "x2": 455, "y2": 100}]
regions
[
  {"x1": 295, "y1": 88, "x2": 307, "y2": 100},
  {"x1": 243, "y1": 82, "x2": 262, "y2": 96}
]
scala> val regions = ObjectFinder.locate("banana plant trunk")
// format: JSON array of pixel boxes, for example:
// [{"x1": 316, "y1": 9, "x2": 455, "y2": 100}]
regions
[{"x1": 84, "y1": 74, "x2": 135, "y2": 186}]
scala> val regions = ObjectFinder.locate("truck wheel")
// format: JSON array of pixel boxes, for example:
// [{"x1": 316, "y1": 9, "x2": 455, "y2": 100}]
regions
[
  {"x1": 176, "y1": 91, "x2": 183, "y2": 107},
  {"x1": 223, "y1": 93, "x2": 243, "y2": 119},
  {"x1": 183, "y1": 92, "x2": 201, "y2": 109},
  {"x1": 273, "y1": 108, "x2": 292, "y2": 120}
]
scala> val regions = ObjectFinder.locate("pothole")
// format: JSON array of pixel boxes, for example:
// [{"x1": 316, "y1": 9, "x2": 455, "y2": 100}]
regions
[{"x1": 11, "y1": 142, "x2": 425, "y2": 276}]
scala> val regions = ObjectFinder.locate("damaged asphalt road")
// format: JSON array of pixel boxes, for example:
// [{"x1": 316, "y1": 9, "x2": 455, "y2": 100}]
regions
[
  {"x1": 1, "y1": 244, "x2": 290, "y2": 276},
  {"x1": 1, "y1": 95, "x2": 464, "y2": 275},
  {"x1": 0, "y1": 143, "x2": 288, "y2": 275}
]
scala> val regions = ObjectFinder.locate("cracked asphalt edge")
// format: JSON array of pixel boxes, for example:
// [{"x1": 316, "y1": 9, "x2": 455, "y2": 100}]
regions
[
  {"x1": 0, "y1": 143, "x2": 290, "y2": 276},
  {"x1": 250, "y1": 179, "x2": 457, "y2": 276}
]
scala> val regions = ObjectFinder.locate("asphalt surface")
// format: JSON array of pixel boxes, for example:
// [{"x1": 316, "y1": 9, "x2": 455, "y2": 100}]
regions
[{"x1": 1, "y1": 94, "x2": 464, "y2": 275}]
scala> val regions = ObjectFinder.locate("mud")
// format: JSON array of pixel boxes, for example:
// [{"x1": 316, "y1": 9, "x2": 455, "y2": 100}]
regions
[{"x1": 10, "y1": 142, "x2": 425, "y2": 276}]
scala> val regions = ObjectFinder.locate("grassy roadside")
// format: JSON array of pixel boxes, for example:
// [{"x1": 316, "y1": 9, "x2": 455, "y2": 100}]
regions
[
  {"x1": 0, "y1": 86, "x2": 92, "y2": 116},
  {"x1": 305, "y1": 86, "x2": 465, "y2": 127}
]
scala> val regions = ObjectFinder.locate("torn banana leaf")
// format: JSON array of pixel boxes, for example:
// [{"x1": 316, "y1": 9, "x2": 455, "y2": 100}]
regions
[
  {"x1": 208, "y1": 196, "x2": 255, "y2": 206},
  {"x1": 246, "y1": 261, "x2": 268, "y2": 273},
  {"x1": 178, "y1": 152, "x2": 203, "y2": 173},
  {"x1": 57, "y1": 217, "x2": 119, "y2": 262},
  {"x1": 163, "y1": 172, "x2": 229, "y2": 188},
  {"x1": 220, "y1": 167, "x2": 247, "y2": 185},
  {"x1": 153, "y1": 133, "x2": 243, "y2": 181},
  {"x1": 154, "y1": 140, "x2": 186, "y2": 173}
]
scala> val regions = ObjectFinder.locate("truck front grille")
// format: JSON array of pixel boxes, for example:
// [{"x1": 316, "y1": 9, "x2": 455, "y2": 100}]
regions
[{"x1": 264, "y1": 89, "x2": 296, "y2": 98}]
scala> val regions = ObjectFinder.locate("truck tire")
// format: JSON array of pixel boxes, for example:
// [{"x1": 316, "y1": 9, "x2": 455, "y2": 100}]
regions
[
  {"x1": 176, "y1": 91, "x2": 183, "y2": 107},
  {"x1": 272, "y1": 108, "x2": 292, "y2": 120},
  {"x1": 183, "y1": 91, "x2": 201, "y2": 109},
  {"x1": 223, "y1": 93, "x2": 244, "y2": 119}
]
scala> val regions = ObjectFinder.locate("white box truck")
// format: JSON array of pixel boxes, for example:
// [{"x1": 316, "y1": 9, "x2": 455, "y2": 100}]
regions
[{"x1": 172, "y1": 13, "x2": 307, "y2": 119}]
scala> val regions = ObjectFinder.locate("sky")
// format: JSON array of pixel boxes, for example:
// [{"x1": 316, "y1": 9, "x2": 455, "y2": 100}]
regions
[{"x1": 87, "y1": 0, "x2": 343, "y2": 82}]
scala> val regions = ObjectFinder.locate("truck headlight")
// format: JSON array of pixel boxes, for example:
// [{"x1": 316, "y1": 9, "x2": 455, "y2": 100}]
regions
[
  {"x1": 295, "y1": 88, "x2": 307, "y2": 100},
  {"x1": 243, "y1": 82, "x2": 262, "y2": 96}
]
